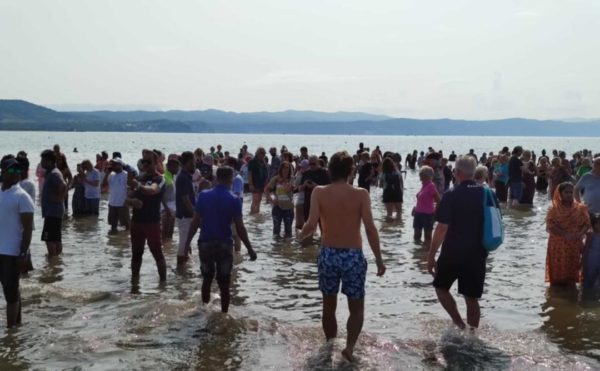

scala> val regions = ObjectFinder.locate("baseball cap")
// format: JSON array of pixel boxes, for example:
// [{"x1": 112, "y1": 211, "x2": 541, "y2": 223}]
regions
[{"x1": 1, "y1": 158, "x2": 21, "y2": 171}]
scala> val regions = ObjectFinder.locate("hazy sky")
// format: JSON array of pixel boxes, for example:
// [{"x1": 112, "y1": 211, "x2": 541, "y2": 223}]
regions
[{"x1": 1, "y1": 0, "x2": 598, "y2": 119}]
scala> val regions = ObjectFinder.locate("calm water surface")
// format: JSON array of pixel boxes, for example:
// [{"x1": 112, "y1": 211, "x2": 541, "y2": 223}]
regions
[{"x1": 1, "y1": 131, "x2": 600, "y2": 370}]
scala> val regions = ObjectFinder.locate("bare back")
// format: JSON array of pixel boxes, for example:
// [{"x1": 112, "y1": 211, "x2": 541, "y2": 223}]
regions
[{"x1": 312, "y1": 183, "x2": 371, "y2": 249}]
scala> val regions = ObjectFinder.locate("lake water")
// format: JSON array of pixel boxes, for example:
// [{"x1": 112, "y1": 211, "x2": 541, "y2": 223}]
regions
[{"x1": 1, "y1": 131, "x2": 600, "y2": 370}]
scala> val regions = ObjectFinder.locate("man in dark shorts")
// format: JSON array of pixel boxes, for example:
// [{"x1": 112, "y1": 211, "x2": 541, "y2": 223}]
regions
[
  {"x1": 248, "y1": 147, "x2": 268, "y2": 215},
  {"x1": 175, "y1": 151, "x2": 196, "y2": 266},
  {"x1": 427, "y1": 156, "x2": 488, "y2": 330},
  {"x1": 0, "y1": 158, "x2": 34, "y2": 327},
  {"x1": 185, "y1": 166, "x2": 257, "y2": 313},
  {"x1": 128, "y1": 151, "x2": 167, "y2": 283},
  {"x1": 40, "y1": 149, "x2": 67, "y2": 257},
  {"x1": 357, "y1": 152, "x2": 373, "y2": 192}
]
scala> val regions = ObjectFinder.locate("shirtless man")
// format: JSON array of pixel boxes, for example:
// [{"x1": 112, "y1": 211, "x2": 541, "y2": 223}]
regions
[{"x1": 299, "y1": 151, "x2": 386, "y2": 362}]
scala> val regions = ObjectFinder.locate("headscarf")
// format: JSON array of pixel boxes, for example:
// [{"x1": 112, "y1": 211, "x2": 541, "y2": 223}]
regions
[{"x1": 546, "y1": 185, "x2": 590, "y2": 233}]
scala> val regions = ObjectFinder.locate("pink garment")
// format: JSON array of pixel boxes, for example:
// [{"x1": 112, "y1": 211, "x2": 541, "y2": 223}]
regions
[{"x1": 415, "y1": 181, "x2": 438, "y2": 214}]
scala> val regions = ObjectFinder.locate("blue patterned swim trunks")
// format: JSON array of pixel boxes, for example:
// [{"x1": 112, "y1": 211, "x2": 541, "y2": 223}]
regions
[{"x1": 317, "y1": 247, "x2": 368, "y2": 299}]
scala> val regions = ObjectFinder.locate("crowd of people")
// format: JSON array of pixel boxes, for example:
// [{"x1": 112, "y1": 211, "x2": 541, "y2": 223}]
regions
[{"x1": 0, "y1": 142, "x2": 599, "y2": 362}]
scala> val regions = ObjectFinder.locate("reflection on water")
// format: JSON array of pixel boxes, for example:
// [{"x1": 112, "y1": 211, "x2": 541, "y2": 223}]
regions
[
  {"x1": 0, "y1": 133, "x2": 599, "y2": 368},
  {"x1": 541, "y1": 286, "x2": 600, "y2": 358}
]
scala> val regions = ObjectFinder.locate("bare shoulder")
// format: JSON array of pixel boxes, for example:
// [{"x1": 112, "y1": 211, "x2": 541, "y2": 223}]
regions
[{"x1": 353, "y1": 186, "x2": 370, "y2": 199}]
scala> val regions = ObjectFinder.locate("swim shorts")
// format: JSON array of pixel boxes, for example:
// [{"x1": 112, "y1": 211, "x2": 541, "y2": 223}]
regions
[
  {"x1": 0, "y1": 255, "x2": 20, "y2": 303},
  {"x1": 317, "y1": 247, "x2": 367, "y2": 300},
  {"x1": 509, "y1": 182, "x2": 523, "y2": 201},
  {"x1": 433, "y1": 258, "x2": 486, "y2": 298},
  {"x1": 42, "y1": 216, "x2": 62, "y2": 243},
  {"x1": 198, "y1": 240, "x2": 234, "y2": 283}
]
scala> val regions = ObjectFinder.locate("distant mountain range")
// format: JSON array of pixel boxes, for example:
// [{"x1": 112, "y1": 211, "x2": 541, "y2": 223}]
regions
[{"x1": 1, "y1": 99, "x2": 600, "y2": 136}]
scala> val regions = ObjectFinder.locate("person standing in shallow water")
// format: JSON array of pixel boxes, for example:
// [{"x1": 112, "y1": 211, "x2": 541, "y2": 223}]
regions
[
  {"x1": 545, "y1": 182, "x2": 590, "y2": 286},
  {"x1": 0, "y1": 158, "x2": 34, "y2": 327},
  {"x1": 40, "y1": 150, "x2": 66, "y2": 257},
  {"x1": 299, "y1": 151, "x2": 386, "y2": 363},
  {"x1": 128, "y1": 151, "x2": 167, "y2": 283},
  {"x1": 185, "y1": 166, "x2": 257, "y2": 313},
  {"x1": 427, "y1": 156, "x2": 488, "y2": 330},
  {"x1": 248, "y1": 147, "x2": 268, "y2": 215}
]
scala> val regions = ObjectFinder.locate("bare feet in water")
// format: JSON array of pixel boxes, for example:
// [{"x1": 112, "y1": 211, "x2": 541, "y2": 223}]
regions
[{"x1": 341, "y1": 348, "x2": 354, "y2": 363}]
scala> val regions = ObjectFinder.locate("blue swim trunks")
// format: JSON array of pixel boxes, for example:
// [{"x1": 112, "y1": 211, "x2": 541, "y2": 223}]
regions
[{"x1": 317, "y1": 247, "x2": 367, "y2": 299}]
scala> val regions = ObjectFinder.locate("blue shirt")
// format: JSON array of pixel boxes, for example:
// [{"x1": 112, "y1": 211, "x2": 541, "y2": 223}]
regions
[
  {"x1": 195, "y1": 184, "x2": 242, "y2": 243},
  {"x1": 175, "y1": 170, "x2": 195, "y2": 219}
]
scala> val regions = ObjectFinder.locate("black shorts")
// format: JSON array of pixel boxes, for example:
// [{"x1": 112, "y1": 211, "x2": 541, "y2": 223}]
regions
[
  {"x1": 433, "y1": 259, "x2": 486, "y2": 298},
  {"x1": 413, "y1": 212, "x2": 435, "y2": 232},
  {"x1": 42, "y1": 217, "x2": 62, "y2": 243},
  {"x1": 383, "y1": 188, "x2": 403, "y2": 203},
  {"x1": 0, "y1": 255, "x2": 20, "y2": 303},
  {"x1": 198, "y1": 241, "x2": 234, "y2": 283},
  {"x1": 108, "y1": 205, "x2": 130, "y2": 227}
]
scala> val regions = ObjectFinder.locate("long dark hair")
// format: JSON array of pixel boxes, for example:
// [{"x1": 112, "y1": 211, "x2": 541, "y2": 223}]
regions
[{"x1": 277, "y1": 161, "x2": 292, "y2": 180}]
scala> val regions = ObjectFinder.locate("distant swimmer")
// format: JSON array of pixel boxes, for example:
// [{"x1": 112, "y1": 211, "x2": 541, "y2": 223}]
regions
[
  {"x1": 73, "y1": 147, "x2": 78, "y2": 153},
  {"x1": 300, "y1": 151, "x2": 385, "y2": 363}
]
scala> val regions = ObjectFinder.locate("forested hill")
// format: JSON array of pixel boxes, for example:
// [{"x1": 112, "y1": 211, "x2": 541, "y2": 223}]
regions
[{"x1": 1, "y1": 99, "x2": 600, "y2": 136}]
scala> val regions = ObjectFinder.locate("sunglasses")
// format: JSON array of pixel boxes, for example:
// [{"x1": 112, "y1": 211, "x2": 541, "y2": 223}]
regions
[{"x1": 4, "y1": 167, "x2": 22, "y2": 174}]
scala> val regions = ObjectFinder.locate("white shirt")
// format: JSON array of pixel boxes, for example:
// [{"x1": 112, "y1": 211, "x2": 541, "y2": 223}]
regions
[
  {"x1": 84, "y1": 169, "x2": 101, "y2": 199},
  {"x1": 20, "y1": 179, "x2": 36, "y2": 201},
  {"x1": 107, "y1": 171, "x2": 128, "y2": 207},
  {"x1": 0, "y1": 184, "x2": 34, "y2": 256},
  {"x1": 20, "y1": 179, "x2": 36, "y2": 230}
]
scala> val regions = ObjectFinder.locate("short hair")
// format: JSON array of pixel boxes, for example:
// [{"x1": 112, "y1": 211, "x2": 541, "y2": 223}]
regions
[
  {"x1": 41, "y1": 149, "x2": 56, "y2": 163},
  {"x1": 300, "y1": 146, "x2": 308, "y2": 152},
  {"x1": 112, "y1": 152, "x2": 122, "y2": 159},
  {"x1": 512, "y1": 146, "x2": 523, "y2": 155},
  {"x1": 81, "y1": 159, "x2": 93, "y2": 169},
  {"x1": 216, "y1": 166, "x2": 234, "y2": 183},
  {"x1": 455, "y1": 156, "x2": 477, "y2": 178},
  {"x1": 328, "y1": 151, "x2": 353, "y2": 182},
  {"x1": 226, "y1": 157, "x2": 238, "y2": 169},
  {"x1": 419, "y1": 165, "x2": 434, "y2": 179},
  {"x1": 381, "y1": 157, "x2": 396, "y2": 173},
  {"x1": 16, "y1": 156, "x2": 30, "y2": 172},
  {"x1": 474, "y1": 165, "x2": 489, "y2": 181},
  {"x1": 180, "y1": 151, "x2": 195, "y2": 165}
]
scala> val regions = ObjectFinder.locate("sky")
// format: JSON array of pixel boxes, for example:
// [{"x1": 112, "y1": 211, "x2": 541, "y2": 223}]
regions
[{"x1": 0, "y1": 0, "x2": 599, "y2": 119}]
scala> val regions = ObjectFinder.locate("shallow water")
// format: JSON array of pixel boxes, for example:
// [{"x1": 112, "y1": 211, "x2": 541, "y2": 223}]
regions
[{"x1": 1, "y1": 131, "x2": 600, "y2": 370}]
